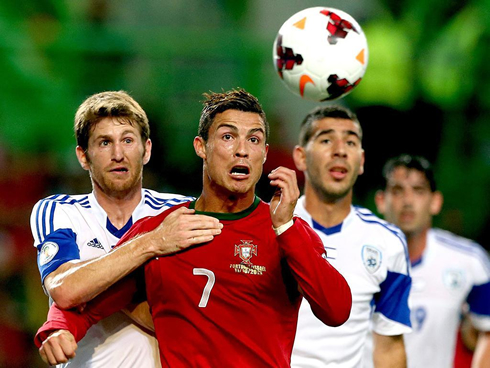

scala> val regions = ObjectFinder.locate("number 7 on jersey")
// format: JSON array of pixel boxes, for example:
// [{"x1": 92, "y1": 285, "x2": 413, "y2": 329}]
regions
[{"x1": 193, "y1": 268, "x2": 215, "y2": 308}]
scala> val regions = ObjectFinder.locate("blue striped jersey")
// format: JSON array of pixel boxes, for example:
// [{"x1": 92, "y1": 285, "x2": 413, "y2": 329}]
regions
[
  {"x1": 291, "y1": 196, "x2": 412, "y2": 368},
  {"x1": 405, "y1": 228, "x2": 490, "y2": 368},
  {"x1": 30, "y1": 189, "x2": 193, "y2": 368}
]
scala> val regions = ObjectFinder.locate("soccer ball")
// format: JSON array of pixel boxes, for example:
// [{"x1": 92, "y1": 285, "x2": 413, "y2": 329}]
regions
[{"x1": 273, "y1": 7, "x2": 368, "y2": 101}]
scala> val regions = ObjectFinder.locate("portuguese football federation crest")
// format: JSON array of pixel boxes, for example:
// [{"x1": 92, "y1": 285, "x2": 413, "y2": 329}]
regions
[
  {"x1": 235, "y1": 240, "x2": 257, "y2": 265},
  {"x1": 231, "y1": 240, "x2": 266, "y2": 275}
]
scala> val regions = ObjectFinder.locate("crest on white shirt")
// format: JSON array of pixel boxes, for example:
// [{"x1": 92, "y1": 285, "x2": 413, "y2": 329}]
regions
[
  {"x1": 361, "y1": 245, "x2": 382, "y2": 274},
  {"x1": 443, "y1": 269, "x2": 465, "y2": 291}
]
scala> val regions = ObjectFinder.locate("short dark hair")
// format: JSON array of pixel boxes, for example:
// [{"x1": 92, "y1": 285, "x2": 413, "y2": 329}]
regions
[
  {"x1": 198, "y1": 88, "x2": 269, "y2": 142},
  {"x1": 382, "y1": 154, "x2": 437, "y2": 192},
  {"x1": 299, "y1": 105, "x2": 362, "y2": 147}
]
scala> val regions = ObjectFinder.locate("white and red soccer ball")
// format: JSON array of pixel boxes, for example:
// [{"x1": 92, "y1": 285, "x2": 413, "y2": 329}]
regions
[{"x1": 273, "y1": 7, "x2": 368, "y2": 101}]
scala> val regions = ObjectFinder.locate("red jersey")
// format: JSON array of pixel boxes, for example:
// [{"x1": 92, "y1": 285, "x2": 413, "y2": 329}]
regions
[{"x1": 36, "y1": 197, "x2": 351, "y2": 367}]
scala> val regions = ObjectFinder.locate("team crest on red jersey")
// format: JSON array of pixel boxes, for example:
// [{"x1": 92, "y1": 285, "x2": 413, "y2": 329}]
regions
[
  {"x1": 234, "y1": 240, "x2": 257, "y2": 265},
  {"x1": 231, "y1": 240, "x2": 266, "y2": 275}
]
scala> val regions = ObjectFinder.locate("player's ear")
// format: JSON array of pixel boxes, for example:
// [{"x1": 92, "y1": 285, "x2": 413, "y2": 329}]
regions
[
  {"x1": 430, "y1": 191, "x2": 443, "y2": 216},
  {"x1": 143, "y1": 139, "x2": 152, "y2": 165},
  {"x1": 76, "y1": 146, "x2": 90, "y2": 171},
  {"x1": 194, "y1": 136, "x2": 207, "y2": 159},
  {"x1": 263, "y1": 144, "x2": 269, "y2": 164},
  {"x1": 359, "y1": 149, "x2": 365, "y2": 175},
  {"x1": 374, "y1": 190, "x2": 386, "y2": 214},
  {"x1": 292, "y1": 145, "x2": 307, "y2": 172}
]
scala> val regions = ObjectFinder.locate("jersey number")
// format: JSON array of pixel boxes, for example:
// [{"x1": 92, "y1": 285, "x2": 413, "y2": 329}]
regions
[{"x1": 193, "y1": 268, "x2": 215, "y2": 308}]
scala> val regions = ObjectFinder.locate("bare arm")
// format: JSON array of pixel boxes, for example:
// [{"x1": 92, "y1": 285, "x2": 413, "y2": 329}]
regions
[
  {"x1": 373, "y1": 333, "x2": 406, "y2": 368},
  {"x1": 472, "y1": 331, "x2": 490, "y2": 368},
  {"x1": 46, "y1": 207, "x2": 222, "y2": 309}
]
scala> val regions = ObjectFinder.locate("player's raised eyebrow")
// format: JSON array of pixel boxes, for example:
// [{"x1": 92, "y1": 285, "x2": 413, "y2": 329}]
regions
[
  {"x1": 314, "y1": 129, "x2": 361, "y2": 140},
  {"x1": 216, "y1": 124, "x2": 265, "y2": 136},
  {"x1": 249, "y1": 127, "x2": 265, "y2": 136},
  {"x1": 216, "y1": 123, "x2": 238, "y2": 132}
]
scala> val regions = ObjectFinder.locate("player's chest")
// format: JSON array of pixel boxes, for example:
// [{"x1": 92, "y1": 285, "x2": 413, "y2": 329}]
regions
[
  {"x1": 318, "y1": 230, "x2": 387, "y2": 283},
  {"x1": 410, "y1": 260, "x2": 471, "y2": 303},
  {"x1": 147, "y1": 224, "x2": 285, "y2": 296},
  {"x1": 76, "y1": 230, "x2": 119, "y2": 259}
]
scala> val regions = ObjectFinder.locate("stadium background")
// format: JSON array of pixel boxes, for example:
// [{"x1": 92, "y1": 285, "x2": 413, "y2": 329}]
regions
[{"x1": 0, "y1": 0, "x2": 489, "y2": 366}]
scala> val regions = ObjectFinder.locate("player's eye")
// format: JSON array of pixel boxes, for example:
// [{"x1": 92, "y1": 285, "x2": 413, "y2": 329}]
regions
[
  {"x1": 348, "y1": 139, "x2": 356, "y2": 145},
  {"x1": 123, "y1": 138, "x2": 133, "y2": 144},
  {"x1": 391, "y1": 187, "x2": 403, "y2": 196},
  {"x1": 249, "y1": 137, "x2": 260, "y2": 144},
  {"x1": 223, "y1": 134, "x2": 233, "y2": 141}
]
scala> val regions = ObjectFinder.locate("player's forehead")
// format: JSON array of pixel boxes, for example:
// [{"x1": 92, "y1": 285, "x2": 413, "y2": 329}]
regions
[
  {"x1": 89, "y1": 117, "x2": 141, "y2": 137},
  {"x1": 211, "y1": 109, "x2": 266, "y2": 135},
  {"x1": 310, "y1": 117, "x2": 361, "y2": 138},
  {"x1": 387, "y1": 167, "x2": 431, "y2": 188}
]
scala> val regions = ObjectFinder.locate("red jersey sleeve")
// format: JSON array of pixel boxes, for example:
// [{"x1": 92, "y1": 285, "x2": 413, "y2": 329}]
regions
[
  {"x1": 278, "y1": 217, "x2": 352, "y2": 326},
  {"x1": 34, "y1": 277, "x2": 138, "y2": 347}
]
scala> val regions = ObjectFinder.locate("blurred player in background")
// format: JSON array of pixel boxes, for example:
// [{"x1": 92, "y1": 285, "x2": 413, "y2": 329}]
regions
[
  {"x1": 34, "y1": 88, "x2": 352, "y2": 367},
  {"x1": 375, "y1": 154, "x2": 490, "y2": 368},
  {"x1": 291, "y1": 105, "x2": 411, "y2": 368},
  {"x1": 30, "y1": 91, "x2": 222, "y2": 367}
]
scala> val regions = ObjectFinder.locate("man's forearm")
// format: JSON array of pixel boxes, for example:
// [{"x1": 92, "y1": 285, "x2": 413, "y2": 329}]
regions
[
  {"x1": 46, "y1": 232, "x2": 156, "y2": 309},
  {"x1": 472, "y1": 331, "x2": 490, "y2": 368},
  {"x1": 373, "y1": 333, "x2": 407, "y2": 368},
  {"x1": 35, "y1": 276, "x2": 138, "y2": 347}
]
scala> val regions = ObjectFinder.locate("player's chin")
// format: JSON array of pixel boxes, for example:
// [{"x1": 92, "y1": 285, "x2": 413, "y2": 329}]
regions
[{"x1": 228, "y1": 181, "x2": 254, "y2": 195}]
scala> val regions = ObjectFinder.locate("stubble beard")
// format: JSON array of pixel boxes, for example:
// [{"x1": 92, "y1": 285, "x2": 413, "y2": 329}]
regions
[
  {"x1": 308, "y1": 169, "x2": 357, "y2": 204},
  {"x1": 90, "y1": 167, "x2": 143, "y2": 199}
]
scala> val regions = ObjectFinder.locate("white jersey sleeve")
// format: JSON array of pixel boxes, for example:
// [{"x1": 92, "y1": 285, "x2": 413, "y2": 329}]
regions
[
  {"x1": 355, "y1": 207, "x2": 412, "y2": 335},
  {"x1": 30, "y1": 194, "x2": 90, "y2": 283}
]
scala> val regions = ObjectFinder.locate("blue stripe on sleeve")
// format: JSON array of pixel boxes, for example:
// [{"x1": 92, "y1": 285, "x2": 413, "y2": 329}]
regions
[
  {"x1": 467, "y1": 281, "x2": 490, "y2": 316},
  {"x1": 374, "y1": 270, "x2": 412, "y2": 327},
  {"x1": 35, "y1": 201, "x2": 43, "y2": 243},
  {"x1": 41, "y1": 200, "x2": 49, "y2": 239},
  {"x1": 49, "y1": 201, "x2": 56, "y2": 234},
  {"x1": 37, "y1": 228, "x2": 80, "y2": 283}
]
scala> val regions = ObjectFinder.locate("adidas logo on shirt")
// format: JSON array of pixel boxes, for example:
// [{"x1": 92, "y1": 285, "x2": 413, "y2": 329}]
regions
[{"x1": 87, "y1": 238, "x2": 104, "y2": 249}]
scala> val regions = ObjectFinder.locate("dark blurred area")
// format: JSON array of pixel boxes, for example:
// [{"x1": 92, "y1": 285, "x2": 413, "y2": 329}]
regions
[{"x1": 0, "y1": 0, "x2": 489, "y2": 366}]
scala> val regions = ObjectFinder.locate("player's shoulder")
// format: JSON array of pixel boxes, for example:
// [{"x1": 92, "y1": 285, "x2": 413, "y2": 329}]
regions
[
  {"x1": 121, "y1": 201, "x2": 191, "y2": 244},
  {"x1": 352, "y1": 206, "x2": 405, "y2": 242},
  {"x1": 32, "y1": 193, "x2": 91, "y2": 213},
  {"x1": 142, "y1": 189, "x2": 194, "y2": 210},
  {"x1": 430, "y1": 228, "x2": 488, "y2": 260}
]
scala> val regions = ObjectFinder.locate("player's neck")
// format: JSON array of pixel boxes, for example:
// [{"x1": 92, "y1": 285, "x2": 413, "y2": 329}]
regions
[
  {"x1": 405, "y1": 228, "x2": 429, "y2": 263},
  {"x1": 93, "y1": 185, "x2": 142, "y2": 229},
  {"x1": 195, "y1": 187, "x2": 256, "y2": 214},
  {"x1": 303, "y1": 185, "x2": 352, "y2": 228}
]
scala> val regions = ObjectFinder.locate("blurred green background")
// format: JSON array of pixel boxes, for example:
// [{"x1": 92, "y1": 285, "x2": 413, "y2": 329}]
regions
[{"x1": 0, "y1": 0, "x2": 489, "y2": 366}]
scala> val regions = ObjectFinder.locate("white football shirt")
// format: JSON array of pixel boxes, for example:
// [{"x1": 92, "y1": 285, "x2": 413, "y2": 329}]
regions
[
  {"x1": 405, "y1": 228, "x2": 490, "y2": 368},
  {"x1": 30, "y1": 189, "x2": 193, "y2": 368},
  {"x1": 292, "y1": 196, "x2": 412, "y2": 368}
]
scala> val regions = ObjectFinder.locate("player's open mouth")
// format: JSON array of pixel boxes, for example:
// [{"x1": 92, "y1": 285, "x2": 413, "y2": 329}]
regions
[
  {"x1": 111, "y1": 167, "x2": 129, "y2": 173},
  {"x1": 230, "y1": 166, "x2": 250, "y2": 177},
  {"x1": 330, "y1": 167, "x2": 347, "y2": 179}
]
